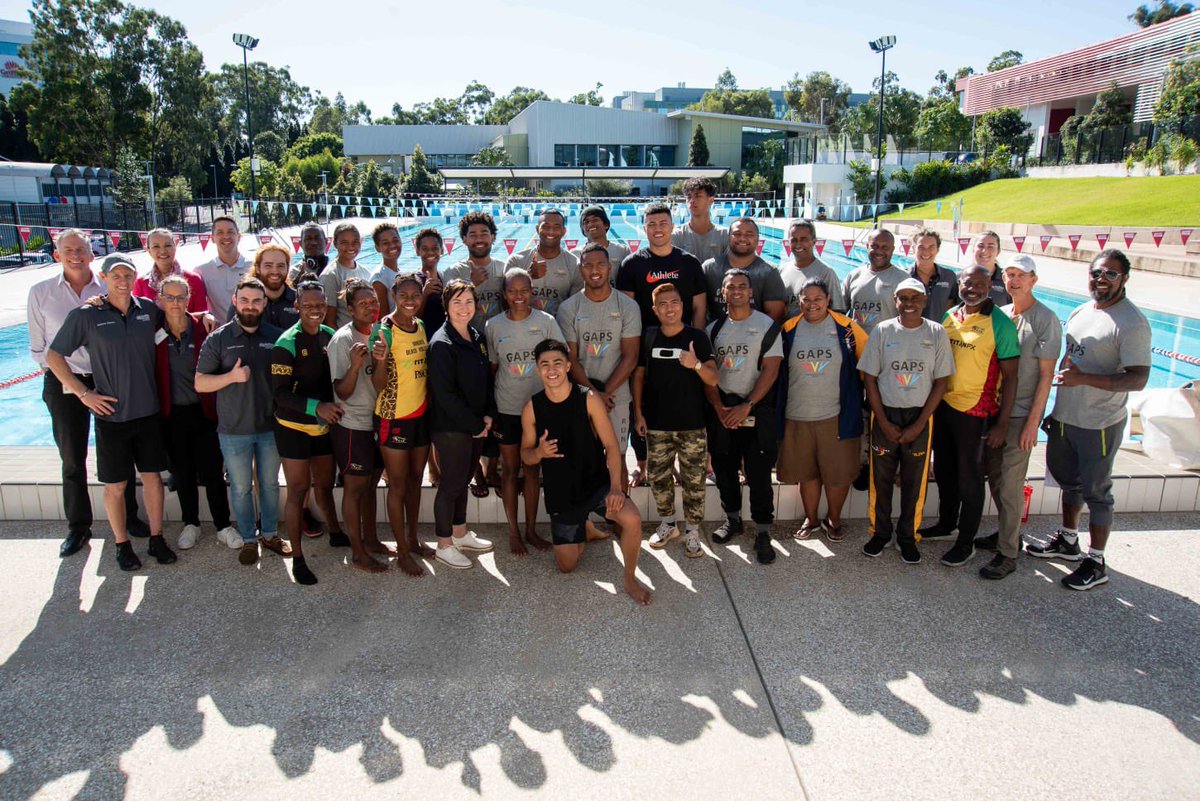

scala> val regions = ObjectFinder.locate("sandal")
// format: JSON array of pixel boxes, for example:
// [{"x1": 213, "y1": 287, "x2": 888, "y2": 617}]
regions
[
  {"x1": 823, "y1": 518, "x2": 846, "y2": 542},
  {"x1": 793, "y1": 519, "x2": 821, "y2": 540},
  {"x1": 469, "y1": 480, "x2": 490, "y2": 499}
]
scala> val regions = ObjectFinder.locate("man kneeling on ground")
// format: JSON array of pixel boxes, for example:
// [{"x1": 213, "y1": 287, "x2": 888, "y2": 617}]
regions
[{"x1": 521, "y1": 339, "x2": 652, "y2": 606}]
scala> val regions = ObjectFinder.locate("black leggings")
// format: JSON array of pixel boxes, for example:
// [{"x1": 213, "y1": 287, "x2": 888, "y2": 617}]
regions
[
  {"x1": 431, "y1": 431, "x2": 484, "y2": 539},
  {"x1": 931, "y1": 403, "x2": 991, "y2": 545},
  {"x1": 165, "y1": 404, "x2": 231, "y2": 528}
]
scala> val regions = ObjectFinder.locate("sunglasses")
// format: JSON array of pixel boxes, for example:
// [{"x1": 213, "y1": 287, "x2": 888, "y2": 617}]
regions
[{"x1": 1088, "y1": 268, "x2": 1123, "y2": 281}]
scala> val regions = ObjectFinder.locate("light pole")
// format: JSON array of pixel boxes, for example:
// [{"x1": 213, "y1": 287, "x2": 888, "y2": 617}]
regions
[
  {"x1": 209, "y1": 163, "x2": 220, "y2": 198},
  {"x1": 869, "y1": 35, "x2": 896, "y2": 227},
  {"x1": 143, "y1": 160, "x2": 157, "y2": 228},
  {"x1": 232, "y1": 33, "x2": 259, "y2": 227}
]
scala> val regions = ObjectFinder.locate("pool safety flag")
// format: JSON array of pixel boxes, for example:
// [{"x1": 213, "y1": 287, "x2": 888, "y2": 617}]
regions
[
  {"x1": 1182, "y1": 229, "x2": 1194, "y2": 245},
  {"x1": 900, "y1": 240, "x2": 911, "y2": 256},
  {"x1": 842, "y1": 239, "x2": 854, "y2": 256},
  {"x1": 290, "y1": 236, "x2": 301, "y2": 253},
  {"x1": 783, "y1": 242, "x2": 793, "y2": 258},
  {"x1": 814, "y1": 239, "x2": 826, "y2": 256},
  {"x1": 1095, "y1": 233, "x2": 1109, "y2": 249},
  {"x1": 1123, "y1": 232, "x2": 1137, "y2": 248},
  {"x1": 18, "y1": 225, "x2": 31, "y2": 243},
  {"x1": 1039, "y1": 235, "x2": 1053, "y2": 252},
  {"x1": 138, "y1": 232, "x2": 148, "y2": 248},
  {"x1": 325, "y1": 238, "x2": 333, "y2": 253},
  {"x1": 48, "y1": 227, "x2": 61, "y2": 241},
  {"x1": 564, "y1": 239, "x2": 578, "y2": 250},
  {"x1": 443, "y1": 238, "x2": 456, "y2": 255},
  {"x1": 756, "y1": 239, "x2": 765, "y2": 256},
  {"x1": 503, "y1": 238, "x2": 518, "y2": 254},
  {"x1": 258, "y1": 234, "x2": 272, "y2": 246},
  {"x1": 1068, "y1": 234, "x2": 1081, "y2": 251},
  {"x1": 957, "y1": 237, "x2": 971, "y2": 254},
  {"x1": 173, "y1": 233, "x2": 183, "y2": 246},
  {"x1": 109, "y1": 231, "x2": 121, "y2": 248},
  {"x1": 199, "y1": 233, "x2": 211, "y2": 251},
  {"x1": 1152, "y1": 230, "x2": 1165, "y2": 247},
  {"x1": 1013, "y1": 236, "x2": 1025, "y2": 252},
  {"x1": 629, "y1": 240, "x2": 641, "y2": 253}
]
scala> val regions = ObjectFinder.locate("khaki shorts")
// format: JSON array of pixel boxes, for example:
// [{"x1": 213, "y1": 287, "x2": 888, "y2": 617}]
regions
[{"x1": 777, "y1": 416, "x2": 859, "y2": 486}]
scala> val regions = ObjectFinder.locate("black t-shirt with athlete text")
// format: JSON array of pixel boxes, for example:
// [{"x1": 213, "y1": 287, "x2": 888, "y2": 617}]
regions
[
  {"x1": 638, "y1": 325, "x2": 714, "y2": 431},
  {"x1": 616, "y1": 247, "x2": 706, "y2": 326}
]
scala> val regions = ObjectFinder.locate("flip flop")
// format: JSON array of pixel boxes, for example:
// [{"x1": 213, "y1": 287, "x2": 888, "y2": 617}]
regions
[
  {"x1": 469, "y1": 480, "x2": 490, "y2": 499},
  {"x1": 793, "y1": 519, "x2": 821, "y2": 540},
  {"x1": 823, "y1": 518, "x2": 846, "y2": 542}
]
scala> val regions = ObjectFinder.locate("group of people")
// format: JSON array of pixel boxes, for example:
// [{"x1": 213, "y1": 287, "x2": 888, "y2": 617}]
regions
[{"x1": 27, "y1": 178, "x2": 1151, "y2": 603}]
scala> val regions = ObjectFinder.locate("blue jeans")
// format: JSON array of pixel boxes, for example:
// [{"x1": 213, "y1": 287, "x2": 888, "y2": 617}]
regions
[{"x1": 218, "y1": 431, "x2": 281, "y2": 542}]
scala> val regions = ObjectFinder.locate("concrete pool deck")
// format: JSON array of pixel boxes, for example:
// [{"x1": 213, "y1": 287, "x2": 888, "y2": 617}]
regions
[{"x1": 0, "y1": 513, "x2": 1197, "y2": 800}]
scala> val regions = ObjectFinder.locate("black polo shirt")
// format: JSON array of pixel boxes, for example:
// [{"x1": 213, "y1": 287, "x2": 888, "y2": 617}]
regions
[
  {"x1": 50, "y1": 294, "x2": 161, "y2": 423},
  {"x1": 909, "y1": 264, "x2": 960, "y2": 322},
  {"x1": 225, "y1": 286, "x2": 300, "y2": 331},
  {"x1": 196, "y1": 319, "x2": 283, "y2": 435}
]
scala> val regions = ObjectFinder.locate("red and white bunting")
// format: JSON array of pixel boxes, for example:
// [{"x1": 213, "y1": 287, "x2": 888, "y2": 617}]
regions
[
  {"x1": 1067, "y1": 234, "x2": 1081, "y2": 252},
  {"x1": 756, "y1": 239, "x2": 765, "y2": 256},
  {"x1": 173, "y1": 233, "x2": 183, "y2": 246},
  {"x1": 900, "y1": 240, "x2": 911, "y2": 256},
  {"x1": 814, "y1": 239, "x2": 826, "y2": 256},
  {"x1": 1013, "y1": 235, "x2": 1025, "y2": 252},
  {"x1": 957, "y1": 236, "x2": 971, "y2": 255},
  {"x1": 138, "y1": 231, "x2": 149, "y2": 248},
  {"x1": 1039, "y1": 235, "x2": 1053, "y2": 252},
  {"x1": 628, "y1": 239, "x2": 641, "y2": 253},
  {"x1": 325, "y1": 238, "x2": 333, "y2": 253},
  {"x1": 1123, "y1": 232, "x2": 1137, "y2": 248},
  {"x1": 290, "y1": 235, "x2": 301, "y2": 253},
  {"x1": 47, "y1": 227, "x2": 62, "y2": 241},
  {"x1": 503, "y1": 238, "x2": 518, "y2": 255},
  {"x1": 443, "y1": 238, "x2": 456, "y2": 255},
  {"x1": 17, "y1": 225, "x2": 31, "y2": 244},
  {"x1": 783, "y1": 242, "x2": 793, "y2": 258},
  {"x1": 564, "y1": 239, "x2": 578, "y2": 251},
  {"x1": 1181, "y1": 228, "x2": 1193, "y2": 246},
  {"x1": 1095, "y1": 233, "x2": 1109, "y2": 249},
  {"x1": 842, "y1": 239, "x2": 855, "y2": 257},
  {"x1": 109, "y1": 231, "x2": 121, "y2": 248},
  {"x1": 1152, "y1": 230, "x2": 1165, "y2": 247},
  {"x1": 258, "y1": 234, "x2": 272, "y2": 246},
  {"x1": 198, "y1": 233, "x2": 211, "y2": 251}
]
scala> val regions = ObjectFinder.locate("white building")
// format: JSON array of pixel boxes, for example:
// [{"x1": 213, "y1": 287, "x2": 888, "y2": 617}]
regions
[{"x1": 0, "y1": 18, "x2": 32, "y2": 97}]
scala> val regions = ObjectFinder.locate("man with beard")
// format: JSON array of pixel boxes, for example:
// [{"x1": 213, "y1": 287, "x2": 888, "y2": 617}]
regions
[
  {"x1": 701, "y1": 217, "x2": 786, "y2": 322},
  {"x1": 442, "y1": 212, "x2": 505, "y2": 330},
  {"x1": 288, "y1": 222, "x2": 330, "y2": 284},
  {"x1": 1028, "y1": 250, "x2": 1150, "y2": 591},
  {"x1": 196, "y1": 215, "x2": 248, "y2": 327},
  {"x1": 195, "y1": 277, "x2": 288, "y2": 563},
  {"x1": 840, "y1": 228, "x2": 908, "y2": 335},
  {"x1": 505, "y1": 208, "x2": 580, "y2": 316},
  {"x1": 569, "y1": 205, "x2": 629, "y2": 279},
  {"x1": 672, "y1": 177, "x2": 728, "y2": 263},
  {"x1": 779, "y1": 219, "x2": 843, "y2": 316},
  {"x1": 235, "y1": 244, "x2": 299, "y2": 330}
]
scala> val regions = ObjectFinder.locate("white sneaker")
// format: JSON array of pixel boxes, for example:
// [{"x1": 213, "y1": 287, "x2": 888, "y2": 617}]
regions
[
  {"x1": 683, "y1": 528, "x2": 704, "y2": 558},
  {"x1": 648, "y1": 522, "x2": 681, "y2": 549},
  {"x1": 177, "y1": 524, "x2": 201, "y2": 550},
  {"x1": 451, "y1": 531, "x2": 493, "y2": 553},
  {"x1": 217, "y1": 526, "x2": 242, "y2": 549},
  {"x1": 436, "y1": 546, "x2": 473, "y2": 569}
]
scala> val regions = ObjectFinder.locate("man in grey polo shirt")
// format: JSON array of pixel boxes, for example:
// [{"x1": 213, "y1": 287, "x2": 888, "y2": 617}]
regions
[
  {"x1": 779, "y1": 219, "x2": 843, "y2": 316},
  {"x1": 196, "y1": 276, "x2": 285, "y2": 560},
  {"x1": 195, "y1": 215, "x2": 248, "y2": 327},
  {"x1": 841, "y1": 228, "x2": 908, "y2": 335},
  {"x1": 505, "y1": 208, "x2": 580, "y2": 316},
  {"x1": 702, "y1": 217, "x2": 786, "y2": 323},
  {"x1": 1027, "y1": 249, "x2": 1150, "y2": 591},
  {"x1": 442, "y1": 211, "x2": 506, "y2": 329},
  {"x1": 975, "y1": 255, "x2": 1062, "y2": 579},
  {"x1": 569, "y1": 206, "x2": 630, "y2": 282},
  {"x1": 46, "y1": 254, "x2": 175, "y2": 572}
]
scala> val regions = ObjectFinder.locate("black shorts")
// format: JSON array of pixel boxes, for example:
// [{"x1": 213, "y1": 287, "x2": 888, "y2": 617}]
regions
[
  {"x1": 490, "y1": 412, "x2": 524, "y2": 447},
  {"x1": 274, "y1": 421, "x2": 334, "y2": 460},
  {"x1": 95, "y1": 414, "x2": 170, "y2": 484},
  {"x1": 549, "y1": 484, "x2": 613, "y2": 546},
  {"x1": 332, "y1": 425, "x2": 382, "y2": 476},
  {"x1": 377, "y1": 414, "x2": 430, "y2": 451}
]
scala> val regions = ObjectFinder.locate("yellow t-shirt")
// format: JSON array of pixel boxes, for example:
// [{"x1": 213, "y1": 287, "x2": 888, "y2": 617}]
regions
[
  {"x1": 371, "y1": 319, "x2": 428, "y2": 420},
  {"x1": 941, "y1": 301, "x2": 1020, "y2": 416}
]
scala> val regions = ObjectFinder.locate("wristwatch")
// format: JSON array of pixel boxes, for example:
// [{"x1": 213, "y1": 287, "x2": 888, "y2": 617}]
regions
[{"x1": 693, "y1": 361, "x2": 703, "y2": 372}]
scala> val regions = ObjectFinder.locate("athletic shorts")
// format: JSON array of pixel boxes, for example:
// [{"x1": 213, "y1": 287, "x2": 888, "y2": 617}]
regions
[
  {"x1": 490, "y1": 412, "x2": 524, "y2": 447},
  {"x1": 95, "y1": 414, "x2": 170, "y2": 484},
  {"x1": 377, "y1": 414, "x2": 430, "y2": 451},
  {"x1": 332, "y1": 425, "x2": 382, "y2": 476},
  {"x1": 549, "y1": 484, "x2": 614, "y2": 546},
  {"x1": 274, "y1": 421, "x2": 334, "y2": 461},
  {"x1": 776, "y1": 416, "x2": 859, "y2": 486}
]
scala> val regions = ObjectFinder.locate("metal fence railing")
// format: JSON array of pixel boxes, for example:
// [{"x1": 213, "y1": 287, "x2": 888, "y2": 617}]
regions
[{"x1": 1031, "y1": 116, "x2": 1200, "y2": 167}]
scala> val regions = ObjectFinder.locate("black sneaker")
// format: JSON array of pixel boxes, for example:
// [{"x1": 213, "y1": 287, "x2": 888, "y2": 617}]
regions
[
  {"x1": 1062, "y1": 557, "x2": 1108, "y2": 590},
  {"x1": 862, "y1": 535, "x2": 889, "y2": 557},
  {"x1": 974, "y1": 532, "x2": 999, "y2": 551},
  {"x1": 754, "y1": 532, "x2": 776, "y2": 564},
  {"x1": 146, "y1": 535, "x2": 177, "y2": 564},
  {"x1": 979, "y1": 554, "x2": 1016, "y2": 580},
  {"x1": 917, "y1": 523, "x2": 956, "y2": 541},
  {"x1": 713, "y1": 518, "x2": 743, "y2": 544},
  {"x1": 898, "y1": 541, "x2": 921, "y2": 564},
  {"x1": 116, "y1": 541, "x2": 142, "y2": 571},
  {"x1": 852, "y1": 464, "x2": 870, "y2": 491},
  {"x1": 1026, "y1": 531, "x2": 1083, "y2": 562},
  {"x1": 127, "y1": 516, "x2": 151, "y2": 538},
  {"x1": 328, "y1": 530, "x2": 351, "y2": 548},
  {"x1": 940, "y1": 543, "x2": 975, "y2": 566}
]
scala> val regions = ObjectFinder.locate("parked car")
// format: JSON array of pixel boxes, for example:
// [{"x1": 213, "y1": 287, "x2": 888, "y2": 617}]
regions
[
  {"x1": 814, "y1": 204, "x2": 828, "y2": 221},
  {"x1": 89, "y1": 234, "x2": 109, "y2": 257}
]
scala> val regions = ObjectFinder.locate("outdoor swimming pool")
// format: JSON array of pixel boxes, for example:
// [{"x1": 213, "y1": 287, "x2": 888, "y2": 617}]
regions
[{"x1": 1, "y1": 213, "x2": 1196, "y2": 446}]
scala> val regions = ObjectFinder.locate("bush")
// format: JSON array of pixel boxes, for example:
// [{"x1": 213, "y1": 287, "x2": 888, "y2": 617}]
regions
[
  {"x1": 886, "y1": 157, "x2": 1000, "y2": 203},
  {"x1": 847, "y1": 160, "x2": 874, "y2": 200}
]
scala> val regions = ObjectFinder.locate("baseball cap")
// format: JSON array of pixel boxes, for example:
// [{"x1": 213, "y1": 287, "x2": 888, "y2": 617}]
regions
[
  {"x1": 895, "y1": 277, "x2": 927, "y2": 295},
  {"x1": 1006, "y1": 254, "x2": 1037, "y2": 273},
  {"x1": 99, "y1": 254, "x2": 137, "y2": 275}
]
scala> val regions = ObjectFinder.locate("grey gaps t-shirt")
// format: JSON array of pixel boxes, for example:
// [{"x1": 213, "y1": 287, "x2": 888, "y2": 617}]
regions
[
  {"x1": 672, "y1": 224, "x2": 729, "y2": 264},
  {"x1": 486, "y1": 309, "x2": 565, "y2": 415},
  {"x1": 784, "y1": 314, "x2": 843, "y2": 421},
  {"x1": 858, "y1": 317, "x2": 955, "y2": 410},
  {"x1": 441, "y1": 258, "x2": 506, "y2": 328},
  {"x1": 327, "y1": 323, "x2": 378, "y2": 432},
  {"x1": 1002, "y1": 299, "x2": 1062, "y2": 418},
  {"x1": 569, "y1": 241, "x2": 630, "y2": 286},
  {"x1": 702, "y1": 254, "x2": 787, "y2": 321},
  {"x1": 707, "y1": 310, "x2": 783, "y2": 399},
  {"x1": 504, "y1": 248, "x2": 582, "y2": 316},
  {"x1": 1051, "y1": 297, "x2": 1151, "y2": 430},
  {"x1": 779, "y1": 257, "x2": 845, "y2": 316},
  {"x1": 841, "y1": 264, "x2": 909, "y2": 334},
  {"x1": 556, "y1": 289, "x2": 641, "y2": 403},
  {"x1": 319, "y1": 261, "x2": 373, "y2": 328}
]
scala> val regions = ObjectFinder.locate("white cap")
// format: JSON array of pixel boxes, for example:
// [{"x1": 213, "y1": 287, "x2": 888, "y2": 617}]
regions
[
  {"x1": 1006, "y1": 254, "x2": 1037, "y2": 273},
  {"x1": 895, "y1": 277, "x2": 927, "y2": 295}
]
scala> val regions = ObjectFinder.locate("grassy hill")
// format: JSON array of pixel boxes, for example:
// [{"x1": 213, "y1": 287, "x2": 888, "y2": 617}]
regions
[{"x1": 869, "y1": 175, "x2": 1200, "y2": 227}]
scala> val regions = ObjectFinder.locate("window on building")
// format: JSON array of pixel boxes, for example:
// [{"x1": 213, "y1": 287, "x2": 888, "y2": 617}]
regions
[
  {"x1": 645, "y1": 145, "x2": 676, "y2": 167},
  {"x1": 554, "y1": 144, "x2": 575, "y2": 167},
  {"x1": 621, "y1": 145, "x2": 642, "y2": 167},
  {"x1": 576, "y1": 145, "x2": 599, "y2": 167}
]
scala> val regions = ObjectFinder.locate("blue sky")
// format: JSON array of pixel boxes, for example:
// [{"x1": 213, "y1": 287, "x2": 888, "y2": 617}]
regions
[{"x1": 2, "y1": 0, "x2": 1148, "y2": 115}]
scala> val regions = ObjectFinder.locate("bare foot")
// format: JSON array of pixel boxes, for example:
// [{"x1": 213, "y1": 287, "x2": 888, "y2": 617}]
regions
[
  {"x1": 509, "y1": 534, "x2": 529, "y2": 556},
  {"x1": 524, "y1": 529, "x2": 553, "y2": 551},
  {"x1": 395, "y1": 554, "x2": 425, "y2": 576},
  {"x1": 629, "y1": 467, "x2": 645, "y2": 488},
  {"x1": 585, "y1": 521, "x2": 610, "y2": 541},
  {"x1": 365, "y1": 540, "x2": 397, "y2": 557},
  {"x1": 408, "y1": 539, "x2": 436, "y2": 559},
  {"x1": 624, "y1": 575, "x2": 653, "y2": 606},
  {"x1": 351, "y1": 553, "x2": 389, "y2": 574}
]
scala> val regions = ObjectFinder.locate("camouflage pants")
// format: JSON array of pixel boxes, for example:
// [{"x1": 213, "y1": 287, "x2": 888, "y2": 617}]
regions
[{"x1": 647, "y1": 428, "x2": 707, "y2": 526}]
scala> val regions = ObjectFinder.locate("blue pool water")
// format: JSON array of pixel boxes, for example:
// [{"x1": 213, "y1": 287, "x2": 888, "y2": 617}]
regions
[{"x1": 2, "y1": 214, "x2": 1196, "y2": 447}]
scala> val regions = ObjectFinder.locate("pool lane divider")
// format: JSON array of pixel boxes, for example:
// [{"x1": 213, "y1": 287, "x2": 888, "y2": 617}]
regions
[
  {"x1": 0, "y1": 370, "x2": 41, "y2": 391},
  {"x1": 1152, "y1": 347, "x2": 1200, "y2": 367}
]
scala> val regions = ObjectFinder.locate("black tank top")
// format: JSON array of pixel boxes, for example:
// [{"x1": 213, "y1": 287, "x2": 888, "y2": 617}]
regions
[{"x1": 531, "y1": 385, "x2": 609, "y2": 514}]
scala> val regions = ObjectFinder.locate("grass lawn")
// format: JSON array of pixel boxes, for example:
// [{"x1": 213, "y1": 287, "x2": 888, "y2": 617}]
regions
[{"x1": 857, "y1": 175, "x2": 1200, "y2": 227}]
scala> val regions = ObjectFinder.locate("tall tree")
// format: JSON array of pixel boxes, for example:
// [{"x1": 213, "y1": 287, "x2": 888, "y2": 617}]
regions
[
  {"x1": 1129, "y1": 0, "x2": 1193, "y2": 26},
  {"x1": 211, "y1": 61, "x2": 313, "y2": 153},
  {"x1": 568, "y1": 82, "x2": 604, "y2": 106},
  {"x1": 471, "y1": 146, "x2": 513, "y2": 194},
  {"x1": 687, "y1": 124, "x2": 710, "y2": 166},
  {"x1": 286, "y1": 132, "x2": 343, "y2": 160},
  {"x1": 840, "y1": 72, "x2": 924, "y2": 148},
  {"x1": 403, "y1": 145, "x2": 440, "y2": 194},
  {"x1": 253, "y1": 130, "x2": 286, "y2": 162},
  {"x1": 483, "y1": 87, "x2": 552, "y2": 125},
  {"x1": 976, "y1": 107, "x2": 1034, "y2": 155},
  {"x1": 986, "y1": 50, "x2": 1024, "y2": 72},
  {"x1": 915, "y1": 100, "x2": 973, "y2": 148},
  {"x1": 1085, "y1": 82, "x2": 1133, "y2": 128},
  {"x1": 783, "y1": 70, "x2": 852, "y2": 128},
  {"x1": 1153, "y1": 53, "x2": 1200, "y2": 130},
  {"x1": 412, "y1": 96, "x2": 469, "y2": 125},
  {"x1": 0, "y1": 93, "x2": 42, "y2": 161},
  {"x1": 460, "y1": 80, "x2": 495, "y2": 122},
  {"x1": 689, "y1": 88, "x2": 775, "y2": 118},
  {"x1": 715, "y1": 68, "x2": 738, "y2": 91},
  {"x1": 927, "y1": 67, "x2": 975, "y2": 104}
]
